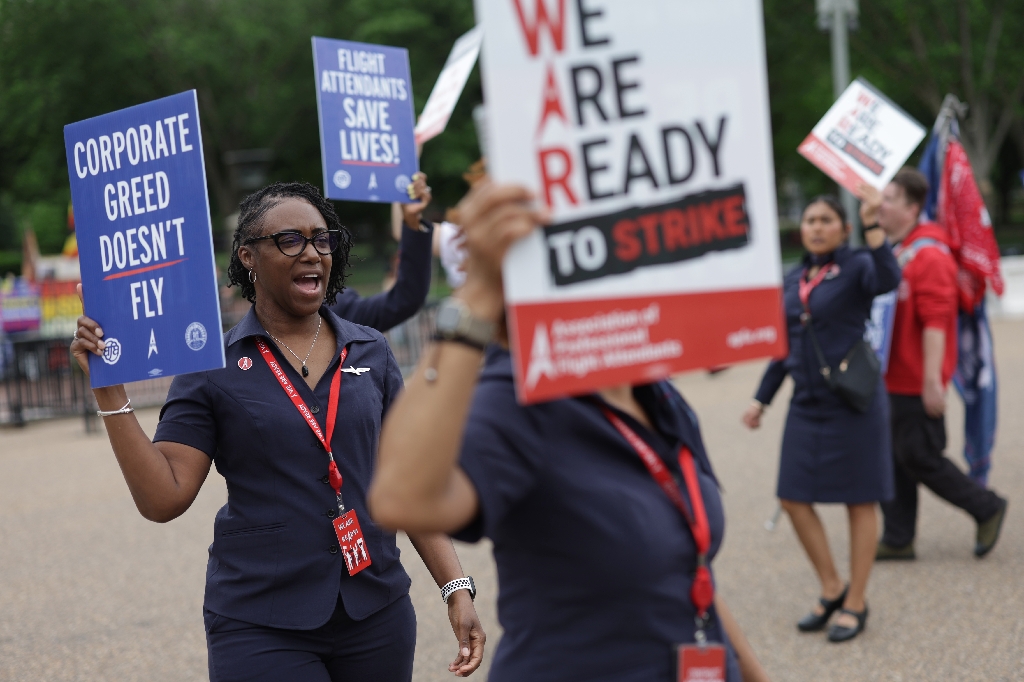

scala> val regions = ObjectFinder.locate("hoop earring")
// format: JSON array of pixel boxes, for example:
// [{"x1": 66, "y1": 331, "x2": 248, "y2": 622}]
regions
[{"x1": 248, "y1": 270, "x2": 257, "y2": 284}]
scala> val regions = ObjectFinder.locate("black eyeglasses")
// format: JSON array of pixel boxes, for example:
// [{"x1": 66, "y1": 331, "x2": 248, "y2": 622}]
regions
[{"x1": 245, "y1": 230, "x2": 342, "y2": 256}]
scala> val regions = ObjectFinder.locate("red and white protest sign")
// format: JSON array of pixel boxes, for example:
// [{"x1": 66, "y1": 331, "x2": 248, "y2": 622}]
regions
[
  {"x1": 798, "y1": 77, "x2": 926, "y2": 198},
  {"x1": 475, "y1": 0, "x2": 786, "y2": 404},
  {"x1": 414, "y1": 26, "x2": 483, "y2": 146}
]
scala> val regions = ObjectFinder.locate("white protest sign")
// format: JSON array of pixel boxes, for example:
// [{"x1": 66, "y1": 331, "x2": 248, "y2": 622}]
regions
[
  {"x1": 798, "y1": 77, "x2": 926, "y2": 198},
  {"x1": 476, "y1": 0, "x2": 786, "y2": 404},
  {"x1": 414, "y1": 26, "x2": 483, "y2": 146}
]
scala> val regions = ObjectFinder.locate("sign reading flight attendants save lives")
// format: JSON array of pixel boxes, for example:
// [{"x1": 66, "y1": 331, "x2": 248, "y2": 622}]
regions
[
  {"x1": 798, "y1": 77, "x2": 926, "y2": 198},
  {"x1": 475, "y1": 0, "x2": 787, "y2": 404},
  {"x1": 64, "y1": 91, "x2": 225, "y2": 388},
  {"x1": 313, "y1": 37, "x2": 419, "y2": 203}
]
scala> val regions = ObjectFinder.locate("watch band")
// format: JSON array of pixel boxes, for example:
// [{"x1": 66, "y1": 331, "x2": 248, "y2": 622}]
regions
[
  {"x1": 434, "y1": 297, "x2": 496, "y2": 349},
  {"x1": 441, "y1": 576, "x2": 476, "y2": 603}
]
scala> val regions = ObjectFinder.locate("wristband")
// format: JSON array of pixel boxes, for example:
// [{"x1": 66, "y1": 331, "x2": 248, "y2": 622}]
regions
[{"x1": 751, "y1": 399, "x2": 766, "y2": 412}]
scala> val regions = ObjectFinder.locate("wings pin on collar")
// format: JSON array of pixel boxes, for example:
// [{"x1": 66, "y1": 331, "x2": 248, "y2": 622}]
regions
[{"x1": 342, "y1": 366, "x2": 371, "y2": 375}]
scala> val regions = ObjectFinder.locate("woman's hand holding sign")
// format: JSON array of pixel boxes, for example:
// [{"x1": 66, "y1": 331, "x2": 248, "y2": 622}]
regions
[{"x1": 71, "y1": 283, "x2": 107, "y2": 376}]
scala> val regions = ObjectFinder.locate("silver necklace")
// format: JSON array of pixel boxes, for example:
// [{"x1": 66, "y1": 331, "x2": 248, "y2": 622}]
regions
[{"x1": 268, "y1": 316, "x2": 322, "y2": 377}]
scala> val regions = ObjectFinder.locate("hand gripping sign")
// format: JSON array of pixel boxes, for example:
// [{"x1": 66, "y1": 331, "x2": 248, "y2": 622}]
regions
[
  {"x1": 475, "y1": 0, "x2": 787, "y2": 404},
  {"x1": 313, "y1": 37, "x2": 419, "y2": 204},
  {"x1": 798, "y1": 77, "x2": 926, "y2": 199},
  {"x1": 64, "y1": 91, "x2": 225, "y2": 388}
]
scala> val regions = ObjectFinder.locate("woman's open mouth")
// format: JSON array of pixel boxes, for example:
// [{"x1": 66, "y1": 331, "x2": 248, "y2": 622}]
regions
[{"x1": 294, "y1": 273, "x2": 322, "y2": 295}]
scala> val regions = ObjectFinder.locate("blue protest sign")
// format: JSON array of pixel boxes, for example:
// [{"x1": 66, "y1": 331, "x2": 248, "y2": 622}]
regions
[
  {"x1": 64, "y1": 90, "x2": 225, "y2": 388},
  {"x1": 865, "y1": 291, "x2": 897, "y2": 374},
  {"x1": 312, "y1": 37, "x2": 418, "y2": 203}
]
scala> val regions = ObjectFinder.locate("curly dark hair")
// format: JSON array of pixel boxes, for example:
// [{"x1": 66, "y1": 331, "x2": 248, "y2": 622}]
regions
[{"x1": 227, "y1": 181, "x2": 352, "y2": 304}]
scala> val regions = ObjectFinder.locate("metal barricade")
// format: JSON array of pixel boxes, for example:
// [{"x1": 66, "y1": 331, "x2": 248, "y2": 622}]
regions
[
  {"x1": 384, "y1": 302, "x2": 438, "y2": 376},
  {"x1": 0, "y1": 334, "x2": 173, "y2": 430}
]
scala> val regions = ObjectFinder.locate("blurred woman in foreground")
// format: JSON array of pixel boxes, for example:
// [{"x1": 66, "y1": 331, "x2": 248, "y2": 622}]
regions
[
  {"x1": 369, "y1": 182, "x2": 770, "y2": 681},
  {"x1": 742, "y1": 192, "x2": 899, "y2": 642}
]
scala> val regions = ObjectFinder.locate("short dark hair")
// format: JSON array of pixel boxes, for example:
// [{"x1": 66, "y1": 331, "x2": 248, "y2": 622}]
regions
[
  {"x1": 227, "y1": 181, "x2": 352, "y2": 304},
  {"x1": 803, "y1": 194, "x2": 847, "y2": 225},
  {"x1": 890, "y1": 167, "x2": 929, "y2": 215}
]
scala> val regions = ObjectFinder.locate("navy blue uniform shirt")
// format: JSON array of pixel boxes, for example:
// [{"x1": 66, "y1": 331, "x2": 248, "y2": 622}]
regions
[
  {"x1": 454, "y1": 347, "x2": 739, "y2": 682},
  {"x1": 328, "y1": 222, "x2": 432, "y2": 332},
  {"x1": 154, "y1": 306, "x2": 410, "y2": 630},
  {"x1": 756, "y1": 243, "x2": 902, "y2": 408}
]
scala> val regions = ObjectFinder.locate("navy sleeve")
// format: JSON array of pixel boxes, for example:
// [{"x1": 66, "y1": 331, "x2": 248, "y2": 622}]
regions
[
  {"x1": 380, "y1": 340, "x2": 405, "y2": 417},
  {"x1": 451, "y1": 380, "x2": 545, "y2": 543},
  {"x1": 754, "y1": 359, "x2": 788, "y2": 405},
  {"x1": 328, "y1": 223, "x2": 433, "y2": 332},
  {"x1": 859, "y1": 242, "x2": 901, "y2": 297},
  {"x1": 153, "y1": 371, "x2": 217, "y2": 458}
]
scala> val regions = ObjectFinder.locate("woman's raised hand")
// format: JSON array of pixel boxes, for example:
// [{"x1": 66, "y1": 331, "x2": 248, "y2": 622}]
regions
[
  {"x1": 70, "y1": 283, "x2": 105, "y2": 376},
  {"x1": 402, "y1": 172, "x2": 433, "y2": 228},
  {"x1": 454, "y1": 181, "x2": 549, "y2": 320}
]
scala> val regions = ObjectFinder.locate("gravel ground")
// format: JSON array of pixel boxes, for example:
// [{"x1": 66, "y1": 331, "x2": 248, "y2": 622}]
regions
[{"x1": 0, "y1": 318, "x2": 1021, "y2": 681}]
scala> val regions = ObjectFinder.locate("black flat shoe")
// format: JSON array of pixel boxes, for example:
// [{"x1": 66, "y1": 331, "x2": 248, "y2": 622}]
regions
[
  {"x1": 827, "y1": 606, "x2": 868, "y2": 642},
  {"x1": 797, "y1": 585, "x2": 848, "y2": 632}
]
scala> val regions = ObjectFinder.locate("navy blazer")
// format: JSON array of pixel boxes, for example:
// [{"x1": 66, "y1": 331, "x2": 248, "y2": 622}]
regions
[
  {"x1": 756, "y1": 244, "x2": 901, "y2": 408},
  {"x1": 328, "y1": 222, "x2": 433, "y2": 332},
  {"x1": 154, "y1": 306, "x2": 410, "y2": 629}
]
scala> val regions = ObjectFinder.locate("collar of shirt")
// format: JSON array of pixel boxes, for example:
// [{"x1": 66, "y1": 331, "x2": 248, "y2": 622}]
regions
[{"x1": 225, "y1": 304, "x2": 377, "y2": 359}]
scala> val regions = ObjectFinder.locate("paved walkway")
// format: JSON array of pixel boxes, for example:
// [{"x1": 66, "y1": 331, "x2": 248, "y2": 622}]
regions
[{"x1": 1, "y1": 319, "x2": 1021, "y2": 681}]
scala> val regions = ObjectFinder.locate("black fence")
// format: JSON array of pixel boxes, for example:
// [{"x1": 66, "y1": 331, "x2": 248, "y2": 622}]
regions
[{"x1": 0, "y1": 304, "x2": 437, "y2": 429}]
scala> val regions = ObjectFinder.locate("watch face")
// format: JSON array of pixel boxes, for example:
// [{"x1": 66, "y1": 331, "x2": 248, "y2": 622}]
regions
[{"x1": 468, "y1": 575, "x2": 477, "y2": 597}]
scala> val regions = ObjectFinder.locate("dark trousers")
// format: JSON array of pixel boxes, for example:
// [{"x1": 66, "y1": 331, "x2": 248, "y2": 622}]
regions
[
  {"x1": 881, "y1": 394, "x2": 1002, "y2": 547},
  {"x1": 205, "y1": 594, "x2": 416, "y2": 682}
]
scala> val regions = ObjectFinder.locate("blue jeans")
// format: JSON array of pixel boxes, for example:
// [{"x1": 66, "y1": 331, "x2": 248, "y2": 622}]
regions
[{"x1": 205, "y1": 594, "x2": 416, "y2": 682}]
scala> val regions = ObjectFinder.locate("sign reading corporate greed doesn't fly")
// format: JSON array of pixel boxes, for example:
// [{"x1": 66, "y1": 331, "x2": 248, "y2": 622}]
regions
[
  {"x1": 313, "y1": 37, "x2": 419, "y2": 204},
  {"x1": 64, "y1": 90, "x2": 225, "y2": 388},
  {"x1": 476, "y1": 0, "x2": 786, "y2": 404}
]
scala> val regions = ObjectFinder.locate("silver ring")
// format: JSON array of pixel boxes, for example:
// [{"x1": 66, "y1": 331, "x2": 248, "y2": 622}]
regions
[{"x1": 73, "y1": 330, "x2": 79, "y2": 341}]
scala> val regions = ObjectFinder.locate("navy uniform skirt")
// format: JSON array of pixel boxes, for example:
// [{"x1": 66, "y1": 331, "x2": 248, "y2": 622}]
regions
[{"x1": 777, "y1": 379, "x2": 894, "y2": 504}]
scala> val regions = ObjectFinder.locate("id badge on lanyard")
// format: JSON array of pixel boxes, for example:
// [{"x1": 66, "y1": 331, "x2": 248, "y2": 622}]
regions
[
  {"x1": 600, "y1": 407, "x2": 725, "y2": 682},
  {"x1": 255, "y1": 337, "x2": 373, "y2": 576}
]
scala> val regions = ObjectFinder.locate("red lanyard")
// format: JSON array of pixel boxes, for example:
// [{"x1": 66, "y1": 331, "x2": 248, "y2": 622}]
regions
[
  {"x1": 601, "y1": 408, "x2": 714, "y2": 619},
  {"x1": 255, "y1": 337, "x2": 349, "y2": 510},
  {"x1": 798, "y1": 262, "x2": 836, "y2": 313}
]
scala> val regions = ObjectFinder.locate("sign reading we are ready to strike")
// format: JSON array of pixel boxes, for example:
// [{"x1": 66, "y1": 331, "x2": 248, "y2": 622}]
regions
[
  {"x1": 64, "y1": 90, "x2": 225, "y2": 388},
  {"x1": 475, "y1": 0, "x2": 786, "y2": 404},
  {"x1": 313, "y1": 37, "x2": 419, "y2": 203},
  {"x1": 798, "y1": 77, "x2": 926, "y2": 198}
]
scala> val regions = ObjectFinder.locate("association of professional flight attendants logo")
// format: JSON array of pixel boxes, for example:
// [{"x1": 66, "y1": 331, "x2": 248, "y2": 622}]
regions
[
  {"x1": 101, "y1": 338, "x2": 123, "y2": 365},
  {"x1": 185, "y1": 322, "x2": 207, "y2": 351},
  {"x1": 238, "y1": 356, "x2": 253, "y2": 371}
]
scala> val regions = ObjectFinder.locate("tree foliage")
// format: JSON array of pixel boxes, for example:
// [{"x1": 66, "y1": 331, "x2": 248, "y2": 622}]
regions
[{"x1": 1, "y1": 0, "x2": 1021, "y2": 255}]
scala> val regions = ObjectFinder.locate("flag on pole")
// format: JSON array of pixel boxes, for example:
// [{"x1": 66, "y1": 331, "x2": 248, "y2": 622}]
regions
[{"x1": 918, "y1": 98, "x2": 1002, "y2": 485}]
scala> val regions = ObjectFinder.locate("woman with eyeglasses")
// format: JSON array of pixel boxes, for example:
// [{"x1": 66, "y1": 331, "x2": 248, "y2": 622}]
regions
[{"x1": 70, "y1": 181, "x2": 486, "y2": 682}]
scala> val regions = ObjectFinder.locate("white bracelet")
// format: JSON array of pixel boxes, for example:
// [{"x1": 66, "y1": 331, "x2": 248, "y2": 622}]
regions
[
  {"x1": 441, "y1": 576, "x2": 476, "y2": 603},
  {"x1": 97, "y1": 398, "x2": 134, "y2": 418}
]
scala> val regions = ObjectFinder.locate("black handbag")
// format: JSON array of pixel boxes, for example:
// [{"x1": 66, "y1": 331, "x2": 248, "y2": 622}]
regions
[{"x1": 802, "y1": 313, "x2": 881, "y2": 413}]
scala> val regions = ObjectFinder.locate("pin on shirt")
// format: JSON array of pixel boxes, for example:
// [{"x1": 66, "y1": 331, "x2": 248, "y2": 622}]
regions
[
  {"x1": 238, "y1": 356, "x2": 253, "y2": 370},
  {"x1": 342, "y1": 366, "x2": 370, "y2": 375}
]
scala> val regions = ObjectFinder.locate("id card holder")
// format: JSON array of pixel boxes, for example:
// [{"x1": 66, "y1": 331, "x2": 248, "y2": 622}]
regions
[
  {"x1": 677, "y1": 644, "x2": 726, "y2": 682},
  {"x1": 333, "y1": 510, "x2": 372, "y2": 576}
]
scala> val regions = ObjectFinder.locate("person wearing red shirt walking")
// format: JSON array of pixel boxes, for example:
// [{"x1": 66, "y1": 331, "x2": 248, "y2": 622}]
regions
[{"x1": 869, "y1": 168, "x2": 1008, "y2": 560}]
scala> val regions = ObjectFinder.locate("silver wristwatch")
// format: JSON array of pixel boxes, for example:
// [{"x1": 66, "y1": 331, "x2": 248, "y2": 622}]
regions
[{"x1": 434, "y1": 297, "x2": 496, "y2": 350}]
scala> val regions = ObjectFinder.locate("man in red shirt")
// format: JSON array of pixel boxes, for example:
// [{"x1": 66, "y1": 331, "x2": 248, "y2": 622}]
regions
[{"x1": 868, "y1": 168, "x2": 1007, "y2": 560}]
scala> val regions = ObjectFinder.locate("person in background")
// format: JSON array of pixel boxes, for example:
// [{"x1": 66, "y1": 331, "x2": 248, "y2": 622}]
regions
[
  {"x1": 742, "y1": 192, "x2": 900, "y2": 642},
  {"x1": 872, "y1": 167, "x2": 1008, "y2": 561},
  {"x1": 329, "y1": 173, "x2": 433, "y2": 332},
  {"x1": 71, "y1": 181, "x2": 484, "y2": 681},
  {"x1": 369, "y1": 181, "x2": 771, "y2": 682}
]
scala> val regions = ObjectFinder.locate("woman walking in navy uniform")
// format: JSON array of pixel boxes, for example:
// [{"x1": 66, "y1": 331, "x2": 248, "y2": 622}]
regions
[
  {"x1": 71, "y1": 181, "x2": 485, "y2": 681},
  {"x1": 742, "y1": 193, "x2": 900, "y2": 642}
]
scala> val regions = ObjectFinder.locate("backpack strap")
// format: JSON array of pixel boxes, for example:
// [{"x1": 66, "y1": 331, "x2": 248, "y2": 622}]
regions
[{"x1": 895, "y1": 236, "x2": 950, "y2": 269}]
